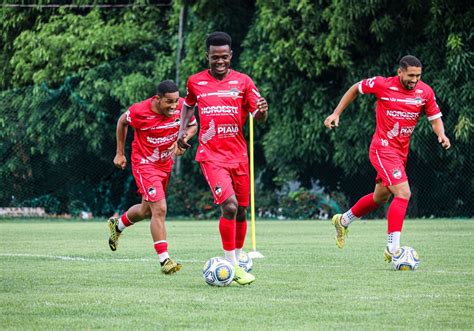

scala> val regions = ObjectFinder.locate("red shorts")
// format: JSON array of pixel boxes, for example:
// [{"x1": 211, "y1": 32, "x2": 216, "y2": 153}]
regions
[
  {"x1": 369, "y1": 146, "x2": 408, "y2": 187},
  {"x1": 132, "y1": 163, "x2": 170, "y2": 202},
  {"x1": 200, "y1": 161, "x2": 250, "y2": 206}
]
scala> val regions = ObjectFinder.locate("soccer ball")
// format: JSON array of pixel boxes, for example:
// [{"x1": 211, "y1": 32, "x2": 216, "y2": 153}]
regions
[
  {"x1": 391, "y1": 246, "x2": 420, "y2": 271},
  {"x1": 202, "y1": 257, "x2": 235, "y2": 286},
  {"x1": 238, "y1": 251, "x2": 253, "y2": 272}
]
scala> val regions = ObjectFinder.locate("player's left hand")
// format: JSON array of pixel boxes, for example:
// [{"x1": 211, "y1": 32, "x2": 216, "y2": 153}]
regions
[
  {"x1": 438, "y1": 135, "x2": 451, "y2": 149},
  {"x1": 257, "y1": 97, "x2": 268, "y2": 113}
]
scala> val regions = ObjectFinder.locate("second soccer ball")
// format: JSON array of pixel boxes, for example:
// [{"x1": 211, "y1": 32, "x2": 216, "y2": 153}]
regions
[{"x1": 203, "y1": 257, "x2": 235, "y2": 286}]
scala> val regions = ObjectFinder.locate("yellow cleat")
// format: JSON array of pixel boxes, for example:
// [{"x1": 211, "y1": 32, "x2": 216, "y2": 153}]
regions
[
  {"x1": 331, "y1": 214, "x2": 348, "y2": 249},
  {"x1": 161, "y1": 258, "x2": 182, "y2": 274},
  {"x1": 107, "y1": 217, "x2": 121, "y2": 251},
  {"x1": 233, "y1": 265, "x2": 255, "y2": 285},
  {"x1": 383, "y1": 247, "x2": 400, "y2": 263}
]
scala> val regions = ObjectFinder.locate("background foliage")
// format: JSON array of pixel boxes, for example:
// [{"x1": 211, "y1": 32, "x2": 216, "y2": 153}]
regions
[{"x1": 1, "y1": 0, "x2": 472, "y2": 218}]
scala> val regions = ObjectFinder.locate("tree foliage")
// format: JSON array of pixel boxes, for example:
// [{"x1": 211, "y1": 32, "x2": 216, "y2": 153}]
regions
[{"x1": 1, "y1": 0, "x2": 472, "y2": 217}]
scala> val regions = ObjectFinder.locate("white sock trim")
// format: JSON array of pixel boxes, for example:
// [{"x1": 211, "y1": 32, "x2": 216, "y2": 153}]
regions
[
  {"x1": 158, "y1": 252, "x2": 170, "y2": 263},
  {"x1": 387, "y1": 232, "x2": 401, "y2": 253},
  {"x1": 341, "y1": 209, "x2": 359, "y2": 227},
  {"x1": 224, "y1": 250, "x2": 237, "y2": 265}
]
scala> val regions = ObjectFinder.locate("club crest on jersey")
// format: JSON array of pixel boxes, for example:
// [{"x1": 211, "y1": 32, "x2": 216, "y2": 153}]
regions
[
  {"x1": 392, "y1": 169, "x2": 402, "y2": 180},
  {"x1": 148, "y1": 187, "x2": 157, "y2": 196},
  {"x1": 214, "y1": 185, "x2": 222, "y2": 197},
  {"x1": 415, "y1": 97, "x2": 423, "y2": 106},
  {"x1": 229, "y1": 87, "x2": 241, "y2": 100}
]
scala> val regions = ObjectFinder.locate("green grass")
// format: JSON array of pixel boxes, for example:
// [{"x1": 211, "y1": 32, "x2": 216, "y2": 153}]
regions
[{"x1": 0, "y1": 218, "x2": 473, "y2": 330}]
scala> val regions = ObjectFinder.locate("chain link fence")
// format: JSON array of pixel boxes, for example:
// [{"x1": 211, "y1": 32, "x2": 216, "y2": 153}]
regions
[{"x1": 1, "y1": 70, "x2": 472, "y2": 219}]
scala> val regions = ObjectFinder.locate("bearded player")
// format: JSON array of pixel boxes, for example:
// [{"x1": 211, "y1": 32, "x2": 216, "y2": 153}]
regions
[
  {"x1": 324, "y1": 55, "x2": 450, "y2": 262},
  {"x1": 108, "y1": 80, "x2": 197, "y2": 274},
  {"x1": 177, "y1": 32, "x2": 268, "y2": 285}
]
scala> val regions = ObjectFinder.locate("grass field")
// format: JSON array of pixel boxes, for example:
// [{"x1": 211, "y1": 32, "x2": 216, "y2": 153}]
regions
[{"x1": 0, "y1": 218, "x2": 473, "y2": 330}]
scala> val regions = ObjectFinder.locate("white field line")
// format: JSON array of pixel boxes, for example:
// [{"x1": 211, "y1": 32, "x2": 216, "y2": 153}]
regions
[{"x1": 0, "y1": 253, "x2": 201, "y2": 263}]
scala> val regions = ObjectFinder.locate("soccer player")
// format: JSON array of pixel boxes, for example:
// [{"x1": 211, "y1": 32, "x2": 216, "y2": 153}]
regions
[
  {"x1": 177, "y1": 32, "x2": 268, "y2": 285},
  {"x1": 107, "y1": 80, "x2": 197, "y2": 274},
  {"x1": 324, "y1": 55, "x2": 450, "y2": 261}
]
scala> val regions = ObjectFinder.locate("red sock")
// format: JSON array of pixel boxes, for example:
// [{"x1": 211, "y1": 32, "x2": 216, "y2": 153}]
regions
[
  {"x1": 219, "y1": 217, "x2": 236, "y2": 251},
  {"x1": 387, "y1": 197, "x2": 409, "y2": 233},
  {"x1": 351, "y1": 193, "x2": 380, "y2": 218},
  {"x1": 154, "y1": 240, "x2": 168, "y2": 255},
  {"x1": 235, "y1": 220, "x2": 247, "y2": 249},
  {"x1": 120, "y1": 212, "x2": 133, "y2": 227}
]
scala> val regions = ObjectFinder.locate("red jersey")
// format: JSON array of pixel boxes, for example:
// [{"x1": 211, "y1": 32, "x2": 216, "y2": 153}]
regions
[
  {"x1": 359, "y1": 76, "x2": 442, "y2": 157},
  {"x1": 184, "y1": 69, "x2": 261, "y2": 163},
  {"x1": 126, "y1": 97, "x2": 196, "y2": 172}
]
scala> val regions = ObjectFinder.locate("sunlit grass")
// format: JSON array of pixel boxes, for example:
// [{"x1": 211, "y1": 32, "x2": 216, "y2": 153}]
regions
[{"x1": 0, "y1": 218, "x2": 472, "y2": 330}]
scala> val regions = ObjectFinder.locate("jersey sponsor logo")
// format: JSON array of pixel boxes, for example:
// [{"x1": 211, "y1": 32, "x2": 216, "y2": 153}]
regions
[
  {"x1": 389, "y1": 86, "x2": 399, "y2": 91},
  {"x1": 381, "y1": 97, "x2": 425, "y2": 107},
  {"x1": 400, "y1": 126, "x2": 415, "y2": 137},
  {"x1": 381, "y1": 139, "x2": 389, "y2": 146},
  {"x1": 386, "y1": 110, "x2": 420, "y2": 120},
  {"x1": 201, "y1": 105, "x2": 238, "y2": 115},
  {"x1": 198, "y1": 81, "x2": 208, "y2": 85},
  {"x1": 142, "y1": 121, "x2": 180, "y2": 131},
  {"x1": 392, "y1": 169, "x2": 402, "y2": 180},
  {"x1": 217, "y1": 124, "x2": 239, "y2": 137},
  {"x1": 415, "y1": 89, "x2": 423, "y2": 93},
  {"x1": 228, "y1": 80, "x2": 239, "y2": 84},
  {"x1": 146, "y1": 147, "x2": 173, "y2": 163},
  {"x1": 146, "y1": 132, "x2": 178, "y2": 145},
  {"x1": 387, "y1": 122, "x2": 399, "y2": 139},
  {"x1": 197, "y1": 90, "x2": 243, "y2": 99},
  {"x1": 201, "y1": 119, "x2": 216, "y2": 144}
]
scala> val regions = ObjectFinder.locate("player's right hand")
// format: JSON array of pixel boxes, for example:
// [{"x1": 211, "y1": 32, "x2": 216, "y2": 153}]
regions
[
  {"x1": 324, "y1": 113, "x2": 340, "y2": 129},
  {"x1": 113, "y1": 154, "x2": 127, "y2": 170},
  {"x1": 177, "y1": 130, "x2": 190, "y2": 150}
]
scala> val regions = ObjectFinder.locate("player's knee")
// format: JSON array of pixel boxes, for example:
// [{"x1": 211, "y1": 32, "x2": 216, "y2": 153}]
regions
[
  {"x1": 222, "y1": 197, "x2": 238, "y2": 217},
  {"x1": 397, "y1": 190, "x2": 411, "y2": 200},
  {"x1": 376, "y1": 195, "x2": 391, "y2": 205},
  {"x1": 236, "y1": 207, "x2": 247, "y2": 221}
]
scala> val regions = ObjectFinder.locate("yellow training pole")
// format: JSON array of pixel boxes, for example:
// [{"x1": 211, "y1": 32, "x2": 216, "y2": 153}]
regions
[{"x1": 248, "y1": 115, "x2": 264, "y2": 258}]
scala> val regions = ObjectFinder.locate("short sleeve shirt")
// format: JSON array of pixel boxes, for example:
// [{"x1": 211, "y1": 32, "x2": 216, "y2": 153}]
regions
[
  {"x1": 126, "y1": 97, "x2": 196, "y2": 172},
  {"x1": 358, "y1": 76, "x2": 442, "y2": 157},
  {"x1": 184, "y1": 69, "x2": 261, "y2": 163}
]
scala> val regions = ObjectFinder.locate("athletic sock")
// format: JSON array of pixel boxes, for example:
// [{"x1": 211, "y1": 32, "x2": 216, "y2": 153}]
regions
[
  {"x1": 235, "y1": 248, "x2": 243, "y2": 262},
  {"x1": 219, "y1": 216, "x2": 236, "y2": 251},
  {"x1": 235, "y1": 220, "x2": 247, "y2": 260},
  {"x1": 154, "y1": 240, "x2": 169, "y2": 263},
  {"x1": 118, "y1": 212, "x2": 134, "y2": 232},
  {"x1": 224, "y1": 250, "x2": 237, "y2": 265},
  {"x1": 341, "y1": 193, "x2": 380, "y2": 227},
  {"x1": 387, "y1": 232, "x2": 401, "y2": 253},
  {"x1": 341, "y1": 209, "x2": 358, "y2": 227},
  {"x1": 387, "y1": 197, "x2": 409, "y2": 233}
]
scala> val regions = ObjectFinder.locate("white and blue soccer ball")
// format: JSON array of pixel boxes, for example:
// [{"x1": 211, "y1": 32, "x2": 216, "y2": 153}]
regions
[
  {"x1": 391, "y1": 246, "x2": 420, "y2": 271},
  {"x1": 203, "y1": 257, "x2": 235, "y2": 286},
  {"x1": 238, "y1": 251, "x2": 253, "y2": 272}
]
